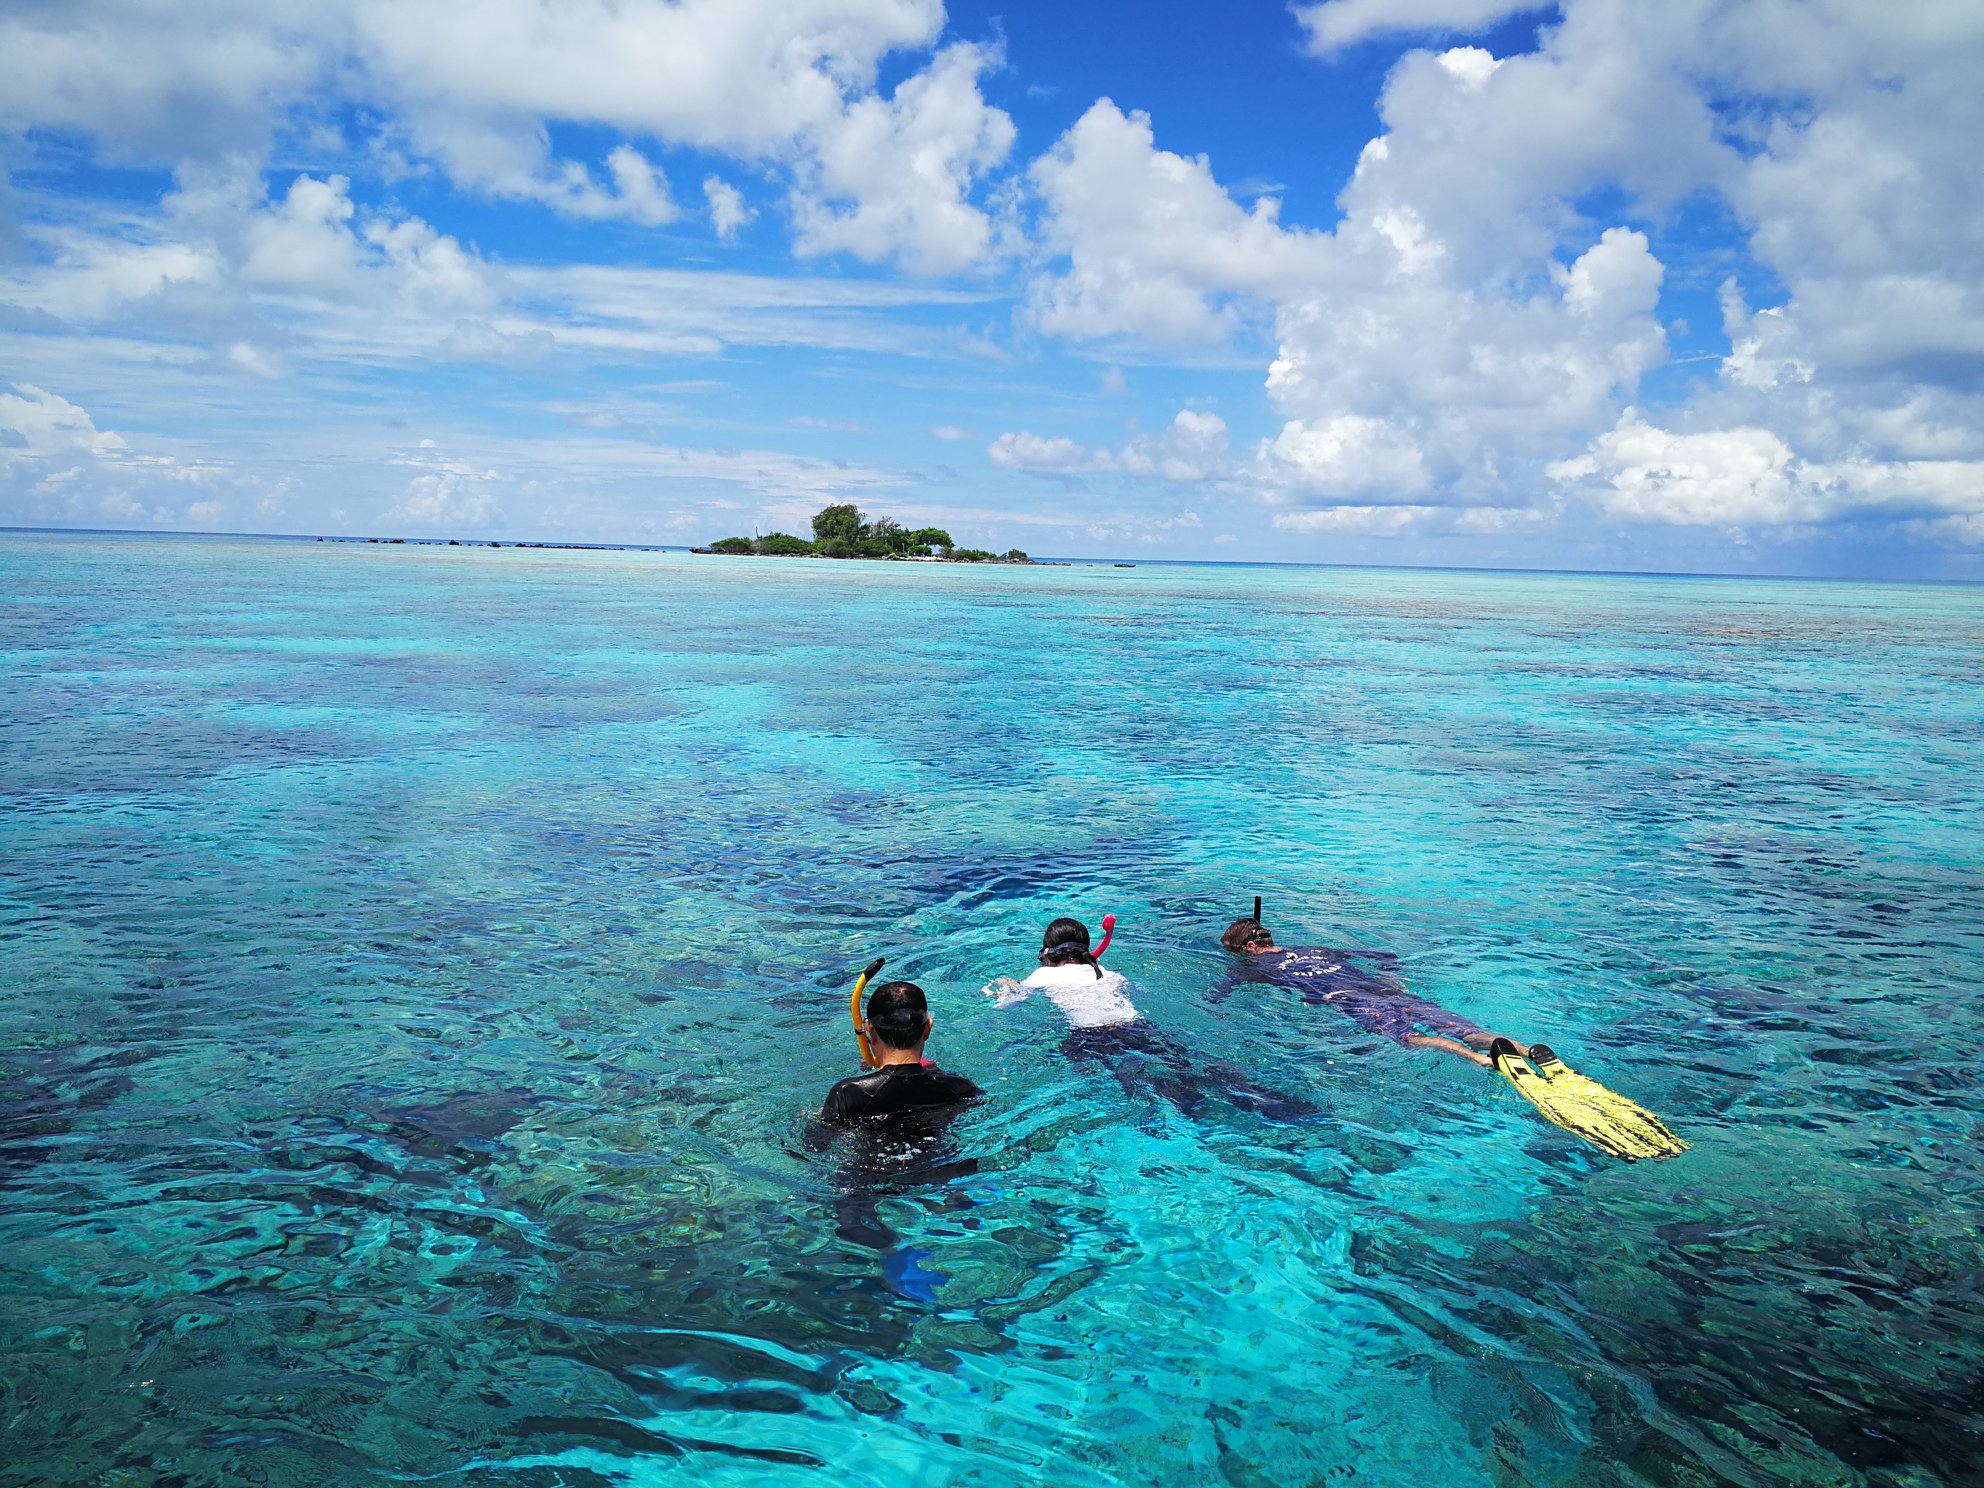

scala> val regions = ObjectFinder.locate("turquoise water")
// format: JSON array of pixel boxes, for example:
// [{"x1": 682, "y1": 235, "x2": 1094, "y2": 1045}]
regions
[{"x1": 3, "y1": 531, "x2": 1980, "y2": 1488}]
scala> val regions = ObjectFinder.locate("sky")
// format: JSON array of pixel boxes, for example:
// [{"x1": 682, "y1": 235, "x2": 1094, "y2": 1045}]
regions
[{"x1": 2, "y1": 0, "x2": 1982, "y2": 578}]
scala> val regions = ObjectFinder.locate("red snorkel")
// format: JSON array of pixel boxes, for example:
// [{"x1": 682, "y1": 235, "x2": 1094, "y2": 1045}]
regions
[{"x1": 1091, "y1": 913, "x2": 1116, "y2": 961}]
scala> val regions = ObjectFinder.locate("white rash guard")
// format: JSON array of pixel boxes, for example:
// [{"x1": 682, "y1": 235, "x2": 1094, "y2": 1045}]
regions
[{"x1": 990, "y1": 963, "x2": 1141, "y2": 1029}]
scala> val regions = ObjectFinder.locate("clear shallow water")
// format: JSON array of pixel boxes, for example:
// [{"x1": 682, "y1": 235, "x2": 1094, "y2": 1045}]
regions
[{"x1": 2, "y1": 531, "x2": 1980, "y2": 1488}]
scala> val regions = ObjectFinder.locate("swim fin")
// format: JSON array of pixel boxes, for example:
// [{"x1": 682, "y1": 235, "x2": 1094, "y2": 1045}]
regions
[{"x1": 1490, "y1": 1039, "x2": 1688, "y2": 1162}]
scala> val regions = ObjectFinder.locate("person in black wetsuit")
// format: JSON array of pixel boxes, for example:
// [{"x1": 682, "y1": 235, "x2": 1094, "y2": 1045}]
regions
[
  {"x1": 814, "y1": 979, "x2": 982, "y2": 1301},
  {"x1": 1218, "y1": 915, "x2": 1528, "y2": 1068},
  {"x1": 820, "y1": 979, "x2": 983, "y2": 1124}
]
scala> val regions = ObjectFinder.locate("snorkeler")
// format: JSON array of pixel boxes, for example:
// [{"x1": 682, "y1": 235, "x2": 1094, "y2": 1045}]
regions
[
  {"x1": 814, "y1": 977, "x2": 982, "y2": 1303},
  {"x1": 1219, "y1": 901, "x2": 1686, "y2": 1161},
  {"x1": 1217, "y1": 912, "x2": 1510, "y2": 1067},
  {"x1": 989, "y1": 917, "x2": 1314, "y2": 1121},
  {"x1": 820, "y1": 979, "x2": 982, "y2": 1125}
]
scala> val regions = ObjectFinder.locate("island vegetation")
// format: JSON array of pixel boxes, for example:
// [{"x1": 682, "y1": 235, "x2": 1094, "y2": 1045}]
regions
[{"x1": 698, "y1": 504, "x2": 1030, "y2": 563}]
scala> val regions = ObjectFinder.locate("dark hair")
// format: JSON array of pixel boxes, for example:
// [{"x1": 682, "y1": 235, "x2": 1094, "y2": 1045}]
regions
[
  {"x1": 866, "y1": 980, "x2": 930, "y2": 1050},
  {"x1": 1039, "y1": 917, "x2": 1102, "y2": 979},
  {"x1": 1221, "y1": 917, "x2": 1271, "y2": 951}
]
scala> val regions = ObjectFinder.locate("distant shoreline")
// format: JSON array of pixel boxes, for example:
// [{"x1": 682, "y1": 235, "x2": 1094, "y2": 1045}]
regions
[
  {"x1": 4, "y1": 526, "x2": 1977, "y2": 588},
  {"x1": 688, "y1": 546, "x2": 1060, "y2": 566}
]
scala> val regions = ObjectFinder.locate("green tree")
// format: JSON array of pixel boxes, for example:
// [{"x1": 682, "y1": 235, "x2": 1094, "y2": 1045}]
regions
[
  {"x1": 811, "y1": 503, "x2": 865, "y2": 546},
  {"x1": 1002, "y1": 548, "x2": 1030, "y2": 563},
  {"x1": 754, "y1": 532, "x2": 814, "y2": 555},
  {"x1": 709, "y1": 536, "x2": 753, "y2": 554},
  {"x1": 951, "y1": 547, "x2": 993, "y2": 562},
  {"x1": 858, "y1": 514, "x2": 911, "y2": 558},
  {"x1": 908, "y1": 527, "x2": 953, "y2": 555}
]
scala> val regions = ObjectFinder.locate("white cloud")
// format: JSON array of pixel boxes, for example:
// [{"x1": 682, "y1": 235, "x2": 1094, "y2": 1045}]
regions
[
  {"x1": 438, "y1": 318, "x2": 555, "y2": 365},
  {"x1": 7, "y1": 169, "x2": 493, "y2": 345},
  {"x1": 989, "y1": 409, "x2": 1231, "y2": 482},
  {"x1": 1027, "y1": 100, "x2": 1330, "y2": 343},
  {"x1": 1551, "y1": 410, "x2": 1984, "y2": 530},
  {"x1": 389, "y1": 465, "x2": 500, "y2": 529},
  {"x1": 929, "y1": 424, "x2": 971, "y2": 440},
  {"x1": 1270, "y1": 501, "x2": 1546, "y2": 535},
  {"x1": 1257, "y1": 224, "x2": 1666, "y2": 504},
  {"x1": 223, "y1": 341, "x2": 290, "y2": 378},
  {"x1": 1233, "y1": 1, "x2": 1984, "y2": 544},
  {"x1": 242, "y1": 174, "x2": 365, "y2": 296},
  {"x1": 1, "y1": 1, "x2": 1010, "y2": 270},
  {"x1": 0, "y1": 382, "x2": 273, "y2": 527},
  {"x1": 1273, "y1": 504, "x2": 1441, "y2": 535},
  {"x1": 1295, "y1": 0, "x2": 1552, "y2": 56},
  {"x1": 15, "y1": 234, "x2": 221, "y2": 322},
  {"x1": 1549, "y1": 415, "x2": 1804, "y2": 526},
  {"x1": 790, "y1": 42, "x2": 1015, "y2": 275},
  {"x1": 704, "y1": 177, "x2": 753, "y2": 240},
  {"x1": 1256, "y1": 415, "x2": 1433, "y2": 501},
  {"x1": 0, "y1": 383, "x2": 128, "y2": 468},
  {"x1": 987, "y1": 430, "x2": 1109, "y2": 475},
  {"x1": 1121, "y1": 410, "x2": 1230, "y2": 482},
  {"x1": 352, "y1": 0, "x2": 946, "y2": 159},
  {"x1": 430, "y1": 140, "x2": 678, "y2": 225},
  {"x1": 0, "y1": 1, "x2": 339, "y2": 159}
]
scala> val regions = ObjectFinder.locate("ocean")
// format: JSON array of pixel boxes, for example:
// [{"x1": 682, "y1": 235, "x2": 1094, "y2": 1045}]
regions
[{"x1": 3, "y1": 529, "x2": 1980, "y2": 1487}]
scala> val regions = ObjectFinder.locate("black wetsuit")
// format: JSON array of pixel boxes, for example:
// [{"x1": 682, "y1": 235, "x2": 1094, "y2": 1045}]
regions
[
  {"x1": 820, "y1": 1061, "x2": 982, "y2": 1125},
  {"x1": 1222, "y1": 947, "x2": 1488, "y2": 1047},
  {"x1": 814, "y1": 1062, "x2": 983, "y2": 1261}
]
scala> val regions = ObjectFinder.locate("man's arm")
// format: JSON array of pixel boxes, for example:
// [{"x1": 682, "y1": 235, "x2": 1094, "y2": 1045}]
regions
[{"x1": 1208, "y1": 958, "x2": 1271, "y2": 1005}]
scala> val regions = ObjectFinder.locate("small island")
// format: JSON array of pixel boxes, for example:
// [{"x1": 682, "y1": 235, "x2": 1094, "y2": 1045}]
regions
[{"x1": 695, "y1": 504, "x2": 1033, "y2": 563}]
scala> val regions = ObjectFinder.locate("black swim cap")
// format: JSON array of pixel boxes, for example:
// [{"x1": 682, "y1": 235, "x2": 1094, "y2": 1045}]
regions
[
  {"x1": 866, "y1": 980, "x2": 930, "y2": 1048},
  {"x1": 1041, "y1": 917, "x2": 1091, "y2": 954}
]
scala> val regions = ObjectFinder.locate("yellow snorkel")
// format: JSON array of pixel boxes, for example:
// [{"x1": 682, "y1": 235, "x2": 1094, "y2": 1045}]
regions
[{"x1": 850, "y1": 956, "x2": 886, "y2": 1068}]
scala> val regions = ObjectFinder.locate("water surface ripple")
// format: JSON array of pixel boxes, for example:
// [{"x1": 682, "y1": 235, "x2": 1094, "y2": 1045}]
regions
[{"x1": 3, "y1": 533, "x2": 1981, "y2": 1487}]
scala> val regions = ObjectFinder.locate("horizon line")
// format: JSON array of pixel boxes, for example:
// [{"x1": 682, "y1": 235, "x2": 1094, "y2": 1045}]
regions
[{"x1": 3, "y1": 524, "x2": 1980, "y2": 590}]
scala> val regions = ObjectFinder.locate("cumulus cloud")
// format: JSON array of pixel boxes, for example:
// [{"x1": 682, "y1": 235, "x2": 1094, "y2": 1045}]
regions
[
  {"x1": 791, "y1": 42, "x2": 1015, "y2": 274},
  {"x1": 1, "y1": 0, "x2": 1008, "y2": 269},
  {"x1": 0, "y1": 383, "x2": 129, "y2": 469},
  {"x1": 1027, "y1": 100, "x2": 1330, "y2": 343},
  {"x1": 987, "y1": 430, "x2": 1110, "y2": 475},
  {"x1": 704, "y1": 176, "x2": 753, "y2": 240},
  {"x1": 390, "y1": 465, "x2": 500, "y2": 529},
  {"x1": 1552, "y1": 410, "x2": 1984, "y2": 528},
  {"x1": 0, "y1": 382, "x2": 264, "y2": 527},
  {"x1": 1211, "y1": 2, "x2": 1984, "y2": 543},
  {"x1": 1256, "y1": 223, "x2": 1667, "y2": 502},
  {"x1": 241, "y1": 173, "x2": 365, "y2": 296},
  {"x1": 990, "y1": 410, "x2": 1231, "y2": 482},
  {"x1": 1122, "y1": 410, "x2": 1231, "y2": 482},
  {"x1": 1296, "y1": 0, "x2": 1552, "y2": 55}
]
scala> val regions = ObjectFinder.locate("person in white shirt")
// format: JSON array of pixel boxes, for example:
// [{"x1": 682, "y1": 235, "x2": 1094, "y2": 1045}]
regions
[
  {"x1": 988, "y1": 917, "x2": 1314, "y2": 1122},
  {"x1": 987, "y1": 916, "x2": 1139, "y2": 1028}
]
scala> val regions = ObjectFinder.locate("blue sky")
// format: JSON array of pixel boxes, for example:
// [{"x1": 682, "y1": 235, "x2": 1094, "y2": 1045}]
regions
[{"x1": 3, "y1": 0, "x2": 1981, "y2": 578}]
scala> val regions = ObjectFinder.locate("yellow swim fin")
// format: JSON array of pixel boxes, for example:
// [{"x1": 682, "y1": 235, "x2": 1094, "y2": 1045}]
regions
[{"x1": 1490, "y1": 1039, "x2": 1688, "y2": 1162}]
